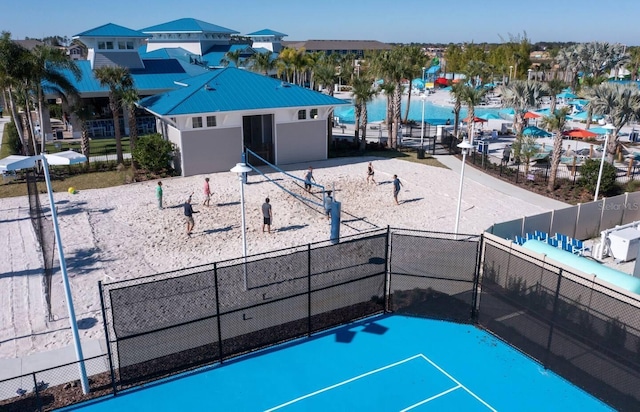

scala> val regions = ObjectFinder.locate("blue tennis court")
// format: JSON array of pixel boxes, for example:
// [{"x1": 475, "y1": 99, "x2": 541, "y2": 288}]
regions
[{"x1": 70, "y1": 315, "x2": 613, "y2": 411}]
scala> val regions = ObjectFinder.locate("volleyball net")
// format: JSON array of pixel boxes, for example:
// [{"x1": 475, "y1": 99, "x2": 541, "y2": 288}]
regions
[{"x1": 245, "y1": 149, "x2": 326, "y2": 210}]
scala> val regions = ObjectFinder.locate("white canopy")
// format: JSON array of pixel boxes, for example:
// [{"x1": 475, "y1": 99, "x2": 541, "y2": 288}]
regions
[{"x1": 0, "y1": 151, "x2": 87, "y2": 171}]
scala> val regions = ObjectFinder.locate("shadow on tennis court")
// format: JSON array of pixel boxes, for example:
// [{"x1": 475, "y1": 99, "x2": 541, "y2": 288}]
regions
[
  {"x1": 216, "y1": 201, "x2": 240, "y2": 207},
  {"x1": 400, "y1": 198, "x2": 423, "y2": 204},
  {"x1": 202, "y1": 225, "x2": 234, "y2": 235},
  {"x1": 336, "y1": 320, "x2": 390, "y2": 343},
  {"x1": 276, "y1": 224, "x2": 308, "y2": 232}
]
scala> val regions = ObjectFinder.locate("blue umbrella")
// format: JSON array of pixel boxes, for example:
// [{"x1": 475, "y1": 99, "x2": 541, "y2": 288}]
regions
[
  {"x1": 522, "y1": 126, "x2": 552, "y2": 137},
  {"x1": 478, "y1": 113, "x2": 501, "y2": 120},
  {"x1": 557, "y1": 91, "x2": 577, "y2": 99},
  {"x1": 412, "y1": 78, "x2": 425, "y2": 88},
  {"x1": 568, "y1": 111, "x2": 604, "y2": 121}
]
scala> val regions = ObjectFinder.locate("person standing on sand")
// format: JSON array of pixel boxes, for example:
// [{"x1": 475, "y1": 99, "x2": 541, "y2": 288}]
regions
[
  {"x1": 156, "y1": 181, "x2": 163, "y2": 209},
  {"x1": 262, "y1": 198, "x2": 273, "y2": 233},
  {"x1": 393, "y1": 175, "x2": 403, "y2": 205},
  {"x1": 324, "y1": 191, "x2": 333, "y2": 221},
  {"x1": 184, "y1": 194, "x2": 198, "y2": 236},
  {"x1": 304, "y1": 166, "x2": 315, "y2": 192},
  {"x1": 203, "y1": 177, "x2": 211, "y2": 207},
  {"x1": 367, "y1": 162, "x2": 376, "y2": 184}
]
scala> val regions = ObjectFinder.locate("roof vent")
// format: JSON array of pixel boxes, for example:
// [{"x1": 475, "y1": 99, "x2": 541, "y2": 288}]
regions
[
  {"x1": 280, "y1": 81, "x2": 291, "y2": 88},
  {"x1": 204, "y1": 84, "x2": 215, "y2": 91}
]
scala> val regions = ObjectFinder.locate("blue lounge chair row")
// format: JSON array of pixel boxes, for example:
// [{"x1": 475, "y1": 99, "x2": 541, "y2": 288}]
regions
[{"x1": 513, "y1": 232, "x2": 589, "y2": 256}]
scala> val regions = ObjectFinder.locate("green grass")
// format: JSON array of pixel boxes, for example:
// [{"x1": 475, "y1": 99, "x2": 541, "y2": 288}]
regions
[
  {"x1": 0, "y1": 121, "x2": 13, "y2": 159},
  {"x1": 45, "y1": 137, "x2": 131, "y2": 157}
]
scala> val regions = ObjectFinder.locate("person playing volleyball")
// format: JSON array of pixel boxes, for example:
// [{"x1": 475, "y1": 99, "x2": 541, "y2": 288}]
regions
[
  {"x1": 304, "y1": 166, "x2": 315, "y2": 192},
  {"x1": 367, "y1": 162, "x2": 376, "y2": 184},
  {"x1": 393, "y1": 175, "x2": 403, "y2": 205}
]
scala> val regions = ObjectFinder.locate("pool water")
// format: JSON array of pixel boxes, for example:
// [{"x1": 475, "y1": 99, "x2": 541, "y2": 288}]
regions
[{"x1": 334, "y1": 95, "x2": 501, "y2": 125}]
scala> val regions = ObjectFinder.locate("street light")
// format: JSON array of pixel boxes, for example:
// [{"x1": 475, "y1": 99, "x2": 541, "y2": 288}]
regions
[
  {"x1": 422, "y1": 66, "x2": 426, "y2": 82},
  {"x1": 454, "y1": 135, "x2": 474, "y2": 239},
  {"x1": 230, "y1": 161, "x2": 252, "y2": 290},
  {"x1": 527, "y1": 68, "x2": 533, "y2": 81},
  {"x1": 420, "y1": 94, "x2": 426, "y2": 149},
  {"x1": 0, "y1": 151, "x2": 89, "y2": 394},
  {"x1": 594, "y1": 124, "x2": 616, "y2": 201},
  {"x1": 509, "y1": 66, "x2": 513, "y2": 82}
]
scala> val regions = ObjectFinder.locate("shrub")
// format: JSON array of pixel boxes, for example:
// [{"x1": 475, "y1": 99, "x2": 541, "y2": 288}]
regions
[
  {"x1": 4, "y1": 121, "x2": 22, "y2": 155},
  {"x1": 579, "y1": 158, "x2": 618, "y2": 196},
  {"x1": 132, "y1": 134, "x2": 175, "y2": 174}
]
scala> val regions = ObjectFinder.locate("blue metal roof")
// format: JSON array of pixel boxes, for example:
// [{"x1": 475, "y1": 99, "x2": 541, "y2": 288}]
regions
[
  {"x1": 140, "y1": 18, "x2": 238, "y2": 34},
  {"x1": 246, "y1": 29, "x2": 287, "y2": 37},
  {"x1": 138, "y1": 68, "x2": 350, "y2": 116},
  {"x1": 74, "y1": 23, "x2": 147, "y2": 38},
  {"x1": 50, "y1": 59, "x2": 209, "y2": 95}
]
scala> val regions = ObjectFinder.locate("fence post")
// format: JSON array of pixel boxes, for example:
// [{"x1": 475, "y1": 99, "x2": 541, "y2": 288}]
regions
[
  {"x1": 307, "y1": 244, "x2": 312, "y2": 337},
  {"x1": 33, "y1": 373, "x2": 42, "y2": 412},
  {"x1": 98, "y1": 281, "x2": 118, "y2": 395},
  {"x1": 471, "y1": 234, "x2": 483, "y2": 323},
  {"x1": 384, "y1": 226, "x2": 391, "y2": 313},
  {"x1": 544, "y1": 268, "x2": 564, "y2": 368},
  {"x1": 213, "y1": 262, "x2": 223, "y2": 363}
]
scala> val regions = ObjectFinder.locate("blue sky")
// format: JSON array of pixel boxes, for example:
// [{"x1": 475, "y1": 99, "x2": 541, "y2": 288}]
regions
[{"x1": 2, "y1": 0, "x2": 640, "y2": 45}]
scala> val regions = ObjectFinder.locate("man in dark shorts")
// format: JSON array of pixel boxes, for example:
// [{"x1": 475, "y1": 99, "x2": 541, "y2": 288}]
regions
[
  {"x1": 304, "y1": 166, "x2": 315, "y2": 192},
  {"x1": 393, "y1": 175, "x2": 403, "y2": 205},
  {"x1": 262, "y1": 198, "x2": 273, "y2": 233},
  {"x1": 184, "y1": 195, "x2": 198, "y2": 236},
  {"x1": 367, "y1": 162, "x2": 376, "y2": 184}
]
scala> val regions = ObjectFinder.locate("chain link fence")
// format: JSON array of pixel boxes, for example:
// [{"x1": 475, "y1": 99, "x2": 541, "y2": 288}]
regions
[
  {"x1": 2, "y1": 228, "x2": 639, "y2": 411},
  {"x1": 481, "y1": 235, "x2": 640, "y2": 411}
]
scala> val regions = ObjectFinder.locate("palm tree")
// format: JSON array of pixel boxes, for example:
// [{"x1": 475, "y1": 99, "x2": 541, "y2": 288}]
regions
[
  {"x1": 544, "y1": 78, "x2": 567, "y2": 116},
  {"x1": 351, "y1": 75, "x2": 378, "y2": 149},
  {"x1": 459, "y1": 84, "x2": 487, "y2": 141},
  {"x1": 249, "y1": 51, "x2": 275, "y2": 76},
  {"x1": 221, "y1": 49, "x2": 243, "y2": 68},
  {"x1": 401, "y1": 45, "x2": 427, "y2": 123},
  {"x1": 449, "y1": 82, "x2": 466, "y2": 139},
  {"x1": 94, "y1": 66, "x2": 134, "y2": 165},
  {"x1": 0, "y1": 32, "x2": 31, "y2": 153},
  {"x1": 72, "y1": 102, "x2": 93, "y2": 163},
  {"x1": 29, "y1": 44, "x2": 81, "y2": 153},
  {"x1": 539, "y1": 107, "x2": 570, "y2": 191},
  {"x1": 313, "y1": 63, "x2": 336, "y2": 96},
  {"x1": 499, "y1": 80, "x2": 547, "y2": 138},
  {"x1": 120, "y1": 87, "x2": 139, "y2": 153},
  {"x1": 587, "y1": 83, "x2": 640, "y2": 161}
]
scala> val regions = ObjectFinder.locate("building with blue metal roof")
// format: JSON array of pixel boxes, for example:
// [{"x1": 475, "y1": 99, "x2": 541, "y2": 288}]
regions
[
  {"x1": 138, "y1": 68, "x2": 349, "y2": 176},
  {"x1": 49, "y1": 18, "x2": 349, "y2": 175}
]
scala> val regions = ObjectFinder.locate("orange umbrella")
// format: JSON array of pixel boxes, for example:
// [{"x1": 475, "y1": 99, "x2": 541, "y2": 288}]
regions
[
  {"x1": 563, "y1": 128, "x2": 598, "y2": 139},
  {"x1": 524, "y1": 111, "x2": 541, "y2": 119},
  {"x1": 463, "y1": 116, "x2": 488, "y2": 123}
]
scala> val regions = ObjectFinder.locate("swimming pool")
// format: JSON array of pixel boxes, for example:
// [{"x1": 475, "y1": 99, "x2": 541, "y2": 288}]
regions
[{"x1": 333, "y1": 95, "x2": 501, "y2": 125}]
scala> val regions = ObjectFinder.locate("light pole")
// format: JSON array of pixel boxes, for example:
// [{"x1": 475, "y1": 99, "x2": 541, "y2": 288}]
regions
[
  {"x1": 454, "y1": 135, "x2": 474, "y2": 239},
  {"x1": 230, "y1": 162, "x2": 252, "y2": 290},
  {"x1": 509, "y1": 65, "x2": 513, "y2": 82},
  {"x1": 0, "y1": 151, "x2": 89, "y2": 394},
  {"x1": 527, "y1": 68, "x2": 533, "y2": 81},
  {"x1": 422, "y1": 66, "x2": 426, "y2": 82},
  {"x1": 420, "y1": 94, "x2": 426, "y2": 149},
  {"x1": 594, "y1": 124, "x2": 615, "y2": 201}
]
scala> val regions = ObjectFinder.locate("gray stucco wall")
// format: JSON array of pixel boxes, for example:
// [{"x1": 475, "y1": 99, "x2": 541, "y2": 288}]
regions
[
  {"x1": 180, "y1": 127, "x2": 242, "y2": 176},
  {"x1": 276, "y1": 120, "x2": 327, "y2": 165}
]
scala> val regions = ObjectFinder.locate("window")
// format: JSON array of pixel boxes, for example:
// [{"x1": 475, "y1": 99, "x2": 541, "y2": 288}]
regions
[
  {"x1": 118, "y1": 41, "x2": 134, "y2": 50},
  {"x1": 310, "y1": 109, "x2": 318, "y2": 119},
  {"x1": 298, "y1": 110, "x2": 306, "y2": 120},
  {"x1": 206, "y1": 116, "x2": 217, "y2": 127},
  {"x1": 192, "y1": 117, "x2": 203, "y2": 128},
  {"x1": 98, "y1": 41, "x2": 114, "y2": 50}
]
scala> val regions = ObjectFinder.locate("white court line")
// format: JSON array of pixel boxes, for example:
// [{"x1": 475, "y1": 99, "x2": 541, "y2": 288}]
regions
[
  {"x1": 263, "y1": 354, "x2": 424, "y2": 412},
  {"x1": 418, "y1": 354, "x2": 497, "y2": 412},
  {"x1": 400, "y1": 384, "x2": 462, "y2": 411}
]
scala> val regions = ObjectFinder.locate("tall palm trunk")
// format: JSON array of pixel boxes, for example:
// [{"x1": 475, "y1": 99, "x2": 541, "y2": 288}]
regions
[
  {"x1": 585, "y1": 105, "x2": 594, "y2": 130},
  {"x1": 354, "y1": 103, "x2": 362, "y2": 144},
  {"x1": 548, "y1": 130, "x2": 563, "y2": 191},
  {"x1": 467, "y1": 107, "x2": 476, "y2": 142},
  {"x1": 7, "y1": 89, "x2": 27, "y2": 154},
  {"x1": 393, "y1": 83, "x2": 402, "y2": 148},
  {"x1": 403, "y1": 88, "x2": 412, "y2": 123},
  {"x1": 360, "y1": 104, "x2": 368, "y2": 150},
  {"x1": 453, "y1": 101, "x2": 461, "y2": 139},
  {"x1": 80, "y1": 120, "x2": 90, "y2": 163}
]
